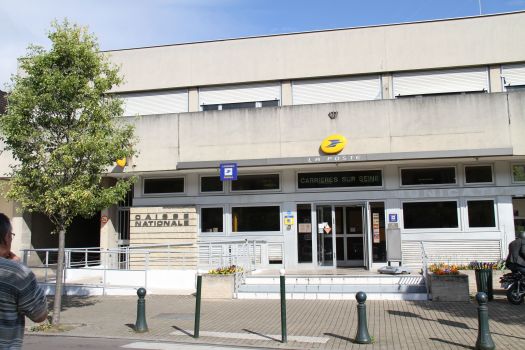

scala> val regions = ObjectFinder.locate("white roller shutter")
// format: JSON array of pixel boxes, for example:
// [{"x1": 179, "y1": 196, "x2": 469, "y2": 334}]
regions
[
  {"x1": 501, "y1": 63, "x2": 525, "y2": 88},
  {"x1": 268, "y1": 243, "x2": 283, "y2": 264},
  {"x1": 393, "y1": 67, "x2": 489, "y2": 96},
  {"x1": 199, "y1": 82, "x2": 281, "y2": 107},
  {"x1": 401, "y1": 240, "x2": 502, "y2": 268},
  {"x1": 118, "y1": 89, "x2": 188, "y2": 116},
  {"x1": 292, "y1": 75, "x2": 381, "y2": 105}
]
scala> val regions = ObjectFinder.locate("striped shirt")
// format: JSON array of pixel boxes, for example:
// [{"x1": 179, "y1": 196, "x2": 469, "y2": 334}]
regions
[{"x1": 0, "y1": 258, "x2": 47, "y2": 350}]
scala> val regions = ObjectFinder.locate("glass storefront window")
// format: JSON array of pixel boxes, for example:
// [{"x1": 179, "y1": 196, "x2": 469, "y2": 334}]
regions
[
  {"x1": 370, "y1": 202, "x2": 387, "y2": 263},
  {"x1": 231, "y1": 174, "x2": 280, "y2": 191},
  {"x1": 401, "y1": 167, "x2": 456, "y2": 186},
  {"x1": 297, "y1": 204, "x2": 313, "y2": 263},
  {"x1": 201, "y1": 207, "x2": 223, "y2": 233},
  {"x1": 232, "y1": 206, "x2": 280, "y2": 232},
  {"x1": 403, "y1": 201, "x2": 458, "y2": 229},
  {"x1": 143, "y1": 177, "x2": 184, "y2": 194},
  {"x1": 512, "y1": 164, "x2": 525, "y2": 182},
  {"x1": 201, "y1": 176, "x2": 223, "y2": 192},
  {"x1": 467, "y1": 200, "x2": 496, "y2": 228},
  {"x1": 465, "y1": 165, "x2": 493, "y2": 183}
]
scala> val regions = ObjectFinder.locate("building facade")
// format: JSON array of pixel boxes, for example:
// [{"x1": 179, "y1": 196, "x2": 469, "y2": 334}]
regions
[{"x1": 4, "y1": 12, "x2": 525, "y2": 270}]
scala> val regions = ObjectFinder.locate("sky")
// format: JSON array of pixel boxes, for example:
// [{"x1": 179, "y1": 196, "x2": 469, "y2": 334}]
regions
[{"x1": 1, "y1": 0, "x2": 525, "y2": 89}]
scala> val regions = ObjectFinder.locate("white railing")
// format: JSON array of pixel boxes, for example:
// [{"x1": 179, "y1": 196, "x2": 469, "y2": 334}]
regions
[{"x1": 20, "y1": 239, "x2": 266, "y2": 293}]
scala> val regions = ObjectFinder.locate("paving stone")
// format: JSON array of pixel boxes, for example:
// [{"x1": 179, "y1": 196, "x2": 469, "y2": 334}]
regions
[{"x1": 26, "y1": 294, "x2": 525, "y2": 349}]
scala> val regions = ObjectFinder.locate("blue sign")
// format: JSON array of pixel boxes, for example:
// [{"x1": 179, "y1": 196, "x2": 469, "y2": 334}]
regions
[
  {"x1": 220, "y1": 163, "x2": 238, "y2": 181},
  {"x1": 388, "y1": 214, "x2": 398, "y2": 223}
]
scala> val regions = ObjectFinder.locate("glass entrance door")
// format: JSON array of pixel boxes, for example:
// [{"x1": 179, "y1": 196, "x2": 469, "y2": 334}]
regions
[
  {"x1": 335, "y1": 205, "x2": 365, "y2": 267},
  {"x1": 316, "y1": 205, "x2": 335, "y2": 267}
]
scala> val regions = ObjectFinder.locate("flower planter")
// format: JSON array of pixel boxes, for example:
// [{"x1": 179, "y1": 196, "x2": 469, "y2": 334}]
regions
[
  {"x1": 429, "y1": 273, "x2": 469, "y2": 302},
  {"x1": 475, "y1": 269, "x2": 494, "y2": 300},
  {"x1": 462, "y1": 270, "x2": 508, "y2": 297},
  {"x1": 201, "y1": 274, "x2": 235, "y2": 299}
]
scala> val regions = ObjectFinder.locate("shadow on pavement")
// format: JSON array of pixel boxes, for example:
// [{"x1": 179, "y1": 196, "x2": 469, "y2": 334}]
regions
[
  {"x1": 429, "y1": 337, "x2": 474, "y2": 349},
  {"x1": 47, "y1": 295, "x2": 99, "y2": 312},
  {"x1": 242, "y1": 328, "x2": 280, "y2": 342},
  {"x1": 324, "y1": 332, "x2": 355, "y2": 343}
]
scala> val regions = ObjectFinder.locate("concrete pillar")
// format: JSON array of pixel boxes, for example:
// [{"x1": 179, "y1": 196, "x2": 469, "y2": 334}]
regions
[
  {"x1": 281, "y1": 80, "x2": 293, "y2": 106},
  {"x1": 188, "y1": 87, "x2": 200, "y2": 112},
  {"x1": 489, "y1": 65, "x2": 503, "y2": 93},
  {"x1": 381, "y1": 73, "x2": 393, "y2": 99}
]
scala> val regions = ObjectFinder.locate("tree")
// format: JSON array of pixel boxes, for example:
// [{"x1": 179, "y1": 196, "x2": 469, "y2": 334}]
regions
[{"x1": 0, "y1": 20, "x2": 136, "y2": 325}]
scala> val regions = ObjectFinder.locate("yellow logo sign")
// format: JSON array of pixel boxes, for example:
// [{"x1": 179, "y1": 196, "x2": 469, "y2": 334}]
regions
[{"x1": 320, "y1": 134, "x2": 347, "y2": 154}]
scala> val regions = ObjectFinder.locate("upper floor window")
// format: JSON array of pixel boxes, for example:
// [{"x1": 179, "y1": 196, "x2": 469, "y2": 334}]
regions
[
  {"x1": 199, "y1": 82, "x2": 281, "y2": 111},
  {"x1": 202, "y1": 100, "x2": 279, "y2": 111},
  {"x1": 393, "y1": 67, "x2": 489, "y2": 97},
  {"x1": 401, "y1": 167, "x2": 456, "y2": 186},
  {"x1": 143, "y1": 177, "x2": 184, "y2": 194}
]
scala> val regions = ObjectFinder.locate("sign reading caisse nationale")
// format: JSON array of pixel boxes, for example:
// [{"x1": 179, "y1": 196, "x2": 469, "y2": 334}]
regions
[
  {"x1": 298, "y1": 170, "x2": 382, "y2": 188},
  {"x1": 320, "y1": 134, "x2": 347, "y2": 154}
]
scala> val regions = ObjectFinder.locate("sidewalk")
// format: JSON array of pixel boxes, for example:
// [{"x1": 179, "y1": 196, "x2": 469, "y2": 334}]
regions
[{"x1": 27, "y1": 293, "x2": 525, "y2": 349}]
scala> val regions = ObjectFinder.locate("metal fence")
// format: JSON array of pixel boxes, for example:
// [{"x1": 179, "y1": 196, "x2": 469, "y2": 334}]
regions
[{"x1": 20, "y1": 239, "x2": 266, "y2": 293}]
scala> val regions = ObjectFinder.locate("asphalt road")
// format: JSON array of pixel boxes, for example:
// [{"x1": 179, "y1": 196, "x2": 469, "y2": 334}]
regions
[{"x1": 23, "y1": 335, "x2": 271, "y2": 350}]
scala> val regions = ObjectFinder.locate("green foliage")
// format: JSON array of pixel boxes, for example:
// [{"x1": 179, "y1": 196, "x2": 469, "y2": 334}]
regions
[
  {"x1": 208, "y1": 265, "x2": 243, "y2": 275},
  {"x1": 0, "y1": 20, "x2": 136, "y2": 231}
]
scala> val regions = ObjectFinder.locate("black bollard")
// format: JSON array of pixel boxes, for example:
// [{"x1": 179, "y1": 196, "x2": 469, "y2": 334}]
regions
[
  {"x1": 280, "y1": 269, "x2": 287, "y2": 343},
  {"x1": 355, "y1": 291, "x2": 372, "y2": 344},
  {"x1": 475, "y1": 292, "x2": 495, "y2": 350},
  {"x1": 194, "y1": 272, "x2": 202, "y2": 338},
  {"x1": 135, "y1": 287, "x2": 148, "y2": 333}
]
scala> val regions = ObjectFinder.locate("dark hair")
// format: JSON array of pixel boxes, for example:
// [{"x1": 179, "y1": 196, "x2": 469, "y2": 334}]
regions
[{"x1": 0, "y1": 213, "x2": 12, "y2": 245}]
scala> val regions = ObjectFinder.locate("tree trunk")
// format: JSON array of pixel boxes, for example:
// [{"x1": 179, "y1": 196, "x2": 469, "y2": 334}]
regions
[{"x1": 52, "y1": 227, "x2": 66, "y2": 326}]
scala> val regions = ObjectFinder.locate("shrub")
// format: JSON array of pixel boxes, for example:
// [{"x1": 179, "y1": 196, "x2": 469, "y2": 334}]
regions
[{"x1": 208, "y1": 265, "x2": 243, "y2": 275}]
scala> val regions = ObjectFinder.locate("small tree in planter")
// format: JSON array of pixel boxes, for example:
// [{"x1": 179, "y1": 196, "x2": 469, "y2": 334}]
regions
[{"x1": 428, "y1": 263, "x2": 469, "y2": 302}]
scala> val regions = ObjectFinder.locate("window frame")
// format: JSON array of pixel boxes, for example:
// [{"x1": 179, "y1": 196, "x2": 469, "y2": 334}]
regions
[
  {"x1": 199, "y1": 175, "x2": 225, "y2": 194},
  {"x1": 142, "y1": 176, "x2": 186, "y2": 196},
  {"x1": 464, "y1": 198, "x2": 498, "y2": 230},
  {"x1": 229, "y1": 173, "x2": 282, "y2": 193},
  {"x1": 511, "y1": 163, "x2": 525, "y2": 184},
  {"x1": 399, "y1": 166, "x2": 457, "y2": 188},
  {"x1": 295, "y1": 168, "x2": 384, "y2": 192},
  {"x1": 199, "y1": 205, "x2": 226, "y2": 235},
  {"x1": 463, "y1": 164, "x2": 494, "y2": 186},
  {"x1": 230, "y1": 204, "x2": 282, "y2": 234},
  {"x1": 401, "y1": 199, "x2": 461, "y2": 232}
]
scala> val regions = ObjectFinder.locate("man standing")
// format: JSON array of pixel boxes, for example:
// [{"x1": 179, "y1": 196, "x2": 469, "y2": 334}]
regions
[
  {"x1": 506, "y1": 231, "x2": 525, "y2": 274},
  {"x1": 0, "y1": 213, "x2": 48, "y2": 349}
]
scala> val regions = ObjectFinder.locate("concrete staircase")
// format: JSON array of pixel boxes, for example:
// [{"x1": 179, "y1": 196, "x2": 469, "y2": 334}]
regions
[{"x1": 236, "y1": 274, "x2": 428, "y2": 301}]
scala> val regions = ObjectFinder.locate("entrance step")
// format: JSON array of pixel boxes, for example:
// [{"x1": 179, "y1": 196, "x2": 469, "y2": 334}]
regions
[{"x1": 236, "y1": 274, "x2": 428, "y2": 301}]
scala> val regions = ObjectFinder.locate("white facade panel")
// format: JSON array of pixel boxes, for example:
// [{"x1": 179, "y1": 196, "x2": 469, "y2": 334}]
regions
[
  {"x1": 502, "y1": 63, "x2": 525, "y2": 88},
  {"x1": 292, "y1": 76, "x2": 382, "y2": 105},
  {"x1": 393, "y1": 67, "x2": 489, "y2": 96},
  {"x1": 119, "y1": 89, "x2": 188, "y2": 116},
  {"x1": 199, "y1": 82, "x2": 281, "y2": 107}
]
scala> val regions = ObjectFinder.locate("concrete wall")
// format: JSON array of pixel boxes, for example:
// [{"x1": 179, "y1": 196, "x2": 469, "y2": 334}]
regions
[
  {"x1": 107, "y1": 12, "x2": 525, "y2": 92},
  {"x1": 124, "y1": 92, "x2": 522, "y2": 173}
]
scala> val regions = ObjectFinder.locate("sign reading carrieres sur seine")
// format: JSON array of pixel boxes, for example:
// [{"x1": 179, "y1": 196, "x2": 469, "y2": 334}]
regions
[{"x1": 297, "y1": 170, "x2": 382, "y2": 189}]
